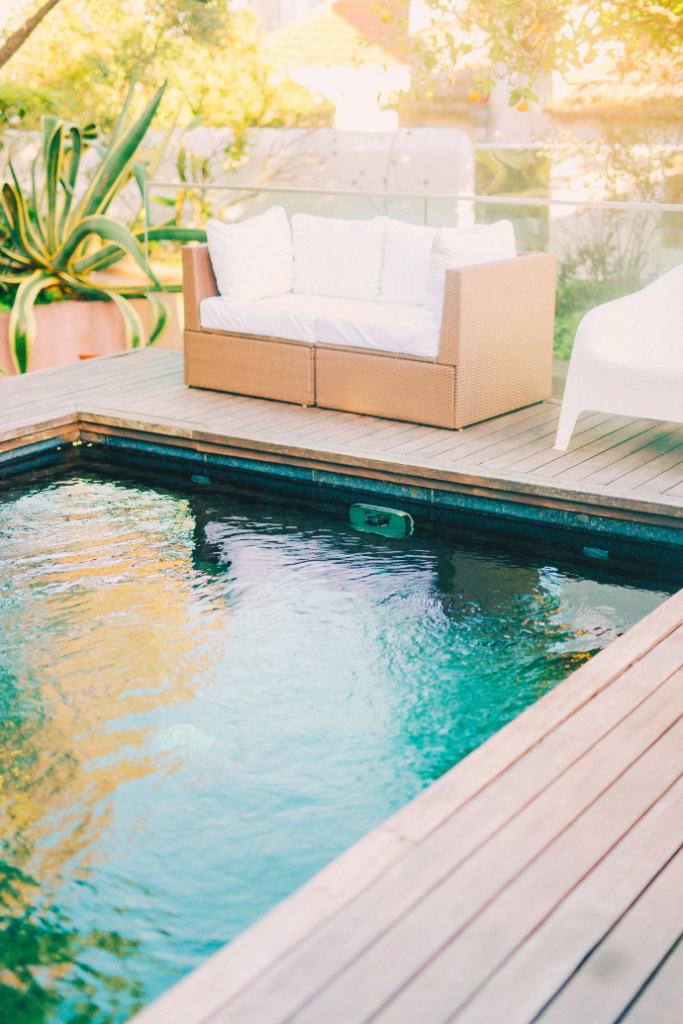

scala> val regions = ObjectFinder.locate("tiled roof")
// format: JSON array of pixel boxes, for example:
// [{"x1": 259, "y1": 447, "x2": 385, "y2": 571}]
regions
[{"x1": 266, "y1": 0, "x2": 408, "y2": 68}]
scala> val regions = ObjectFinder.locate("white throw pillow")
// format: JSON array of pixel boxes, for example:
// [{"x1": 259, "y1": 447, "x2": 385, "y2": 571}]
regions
[
  {"x1": 424, "y1": 220, "x2": 517, "y2": 316},
  {"x1": 379, "y1": 220, "x2": 438, "y2": 306},
  {"x1": 292, "y1": 214, "x2": 387, "y2": 301},
  {"x1": 206, "y1": 206, "x2": 293, "y2": 300}
]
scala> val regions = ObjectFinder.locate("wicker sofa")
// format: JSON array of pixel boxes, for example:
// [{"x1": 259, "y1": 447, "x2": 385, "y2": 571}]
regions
[{"x1": 182, "y1": 229, "x2": 556, "y2": 431}]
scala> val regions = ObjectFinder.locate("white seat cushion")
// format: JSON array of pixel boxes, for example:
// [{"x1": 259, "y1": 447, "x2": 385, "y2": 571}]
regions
[
  {"x1": 379, "y1": 220, "x2": 438, "y2": 306},
  {"x1": 291, "y1": 214, "x2": 387, "y2": 301},
  {"x1": 200, "y1": 293, "x2": 317, "y2": 343},
  {"x1": 206, "y1": 206, "x2": 293, "y2": 301},
  {"x1": 200, "y1": 293, "x2": 440, "y2": 358},
  {"x1": 312, "y1": 296, "x2": 440, "y2": 357},
  {"x1": 425, "y1": 220, "x2": 517, "y2": 316}
]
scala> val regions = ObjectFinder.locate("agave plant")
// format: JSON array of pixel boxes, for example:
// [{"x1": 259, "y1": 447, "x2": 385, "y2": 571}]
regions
[{"x1": 0, "y1": 81, "x2": 206, "y2": 373}]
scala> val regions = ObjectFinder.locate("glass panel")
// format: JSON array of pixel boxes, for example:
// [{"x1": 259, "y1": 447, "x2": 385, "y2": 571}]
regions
[{"x1": 144, "y1": 183, "x2": 683, "y2": 369}]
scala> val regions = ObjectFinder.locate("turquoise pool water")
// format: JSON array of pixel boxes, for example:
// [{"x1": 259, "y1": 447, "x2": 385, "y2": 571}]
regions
[{"x1": 0, "y1": 473, "x2": 673, "y2": 1023}]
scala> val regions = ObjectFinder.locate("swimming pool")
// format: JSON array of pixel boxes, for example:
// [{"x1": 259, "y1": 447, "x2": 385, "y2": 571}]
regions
[{"x1": 0, "y1": 472, "x2": 673, "y2": 1023}]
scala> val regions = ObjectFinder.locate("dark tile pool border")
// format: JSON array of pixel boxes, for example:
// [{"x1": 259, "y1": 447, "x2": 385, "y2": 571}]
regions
[{"x1": 4, "y1": 420, "x2": 683, "y2": 572}]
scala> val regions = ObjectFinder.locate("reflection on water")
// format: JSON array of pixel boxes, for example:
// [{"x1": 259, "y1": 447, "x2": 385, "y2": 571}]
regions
[{"x1": 0, "y1": 475, "x2": 673, "y2": 1022}]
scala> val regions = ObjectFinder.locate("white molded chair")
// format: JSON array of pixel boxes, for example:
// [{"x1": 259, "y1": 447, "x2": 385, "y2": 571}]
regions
[{"x1": 554, "y1": 262, "x2": 683, "y2": 451}]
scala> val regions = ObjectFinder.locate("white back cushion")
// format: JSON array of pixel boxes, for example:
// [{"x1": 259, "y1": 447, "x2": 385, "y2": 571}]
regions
[
  {"x1": 425, "y1": 220, "x2": 517, "y2": 316},
  {"x1": 292, "y1": 214, "x2": 387, "y2": 301},
  {"x1": 380, "y1": 220, "x2": 438, "y2": 306},
  {"x1": 206, "y1": 206, "x2": 293, "y2": 300}
]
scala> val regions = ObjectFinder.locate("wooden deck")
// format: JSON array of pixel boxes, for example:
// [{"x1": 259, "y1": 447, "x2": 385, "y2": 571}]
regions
[
  {"x1": 3, "y1": 349, "x2": 683, "y2": 1024},
  {"x1": 4, "y1": 348, "x2": 683, "y2": 538}
]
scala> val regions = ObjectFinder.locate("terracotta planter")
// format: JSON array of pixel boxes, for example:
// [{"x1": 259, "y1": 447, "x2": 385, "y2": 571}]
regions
[{"x1": 0, "y1": 294, "x2": 182, "y2": 377}]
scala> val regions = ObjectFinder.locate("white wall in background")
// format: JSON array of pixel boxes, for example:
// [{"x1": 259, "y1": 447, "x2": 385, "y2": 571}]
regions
[{"x1": 287, "y1": 66, "x2": 409, "y2": 131}]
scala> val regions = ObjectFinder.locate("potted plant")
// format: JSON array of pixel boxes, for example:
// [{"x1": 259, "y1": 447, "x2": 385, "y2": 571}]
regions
[{"x1": 0, "y1": 80, "x2": 205, "y2": 375}]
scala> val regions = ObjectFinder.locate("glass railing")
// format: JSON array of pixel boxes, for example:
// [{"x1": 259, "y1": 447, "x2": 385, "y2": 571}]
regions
[{"x1": 142, "y1": 182, "x2": 683, "y2": 366}]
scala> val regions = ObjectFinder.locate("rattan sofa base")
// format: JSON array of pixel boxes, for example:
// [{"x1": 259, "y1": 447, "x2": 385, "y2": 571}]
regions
[
  {"x1": 181, "y1": 243, "x2": 557, "y2": 430},
  {"x1": 316, "y1": 346, "x2": 456, "y2": 428},
  {"x1": 184, "y1": 329, "x2": 314, "y2": 407}
]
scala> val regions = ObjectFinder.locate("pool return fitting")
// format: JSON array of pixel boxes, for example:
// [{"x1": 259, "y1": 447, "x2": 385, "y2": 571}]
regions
[{"x1": 350, "y1": 504, "x2": 414, "y2": 539}]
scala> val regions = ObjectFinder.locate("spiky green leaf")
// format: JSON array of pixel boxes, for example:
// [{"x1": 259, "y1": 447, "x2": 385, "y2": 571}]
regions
[
  {"x1": 71, "y1": 83, "x2": 166, "y2": 223},
  {"x1": 1, "y1": 182, "x2": 46, "y2": 264},
  {"x1": 9, "y1": 271, "x2": 59, "y2": 374},
  {"x1": 136, "y1": 227, "x2": 207, "y2": 244},
  {"x1": 107, "y1": 72, "x2": 139, "y2": 152},
  {"x1": 57, "y1": 216, "x2": 161, "y2": 288},
  {"x1": 147, "y1": 293, "x2": 168, "y2": 344},
  {"x1": 59, "y1": 127, "x2": 81, "y2": 238},
  {"x1": 132, "y1": 163, "x2": 148, "y2": 199},
  {"x1": 45, "y1": 121, "x2": 63, "y2": 253},
  {"x1": 103, "y1": 289, "x2": 145, "y2": 349},
  {"x1": 40, "y1": 115, "x2": 60, "y2": 165}
]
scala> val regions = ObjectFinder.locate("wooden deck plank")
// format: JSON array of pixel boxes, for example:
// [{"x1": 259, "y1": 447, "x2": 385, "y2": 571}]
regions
[
  {"x1": 660, "y1": 476, "x2": 683, "y2": 499},
  {"x1": 443, "y1": 412, "x2": 610, "y2": 469},
  {"x1": 382, "y1": 403, "x2": 556, "y2": 459},
  {"x1": 0, "y1": 360, "x2": 175, "y2": 414},
  {"x1": 171, "y1": 394, "x2": 266, "y2": 425},
  {"x1": 473, "y1": 413, "x2": 640, "y2": 475},
  {"x1": 544, "y1": 421, "x2": 683, "y2": 483},
  {"x1": 455, "y1": 775, "x2": 683, "y2": 1024},
  {"x1": 186, "y1": 400, "x2": 337, "y2": 438},
  {"x1": 416, "y1": 408, "x2": 564, "y2": 465},
  {"x1": 281, "y1": 409, "x2": 407, "y2": 448},
  {"x1": 595, "y1": 440, "x2": 683, "y2": 493},
  {"x1": 632, "y1": 461, "x2": 683, "y2": 497},
  {"x1": 572, "y1": 425, "x2": 683, "y2": 487},
  {"x1": 621, "y1": 935, "x2": 683, "y2": 1023},
  {"x1": 362, "y1": 715, "x2": 683, "y2": 1024},
  {"x1": 324, "y1": 419, "x2": 440, "y2": 454},
  {"x1": 533, "y1": 842, "x2": 683, "y2": 1024},
  {"x1": 314, "y1": 419, "x2": 439, "y2": 455},
  {"x1": 86, "y1": 376, "x2": 192, "y2": 411},
  {"x1": 506, "y1": 418, "x2": 667, "y2": 478},
  {"x1": 113, "y1": 391, "x2": 267, "y2": 429},
  {"x1": 124, "y1": 391, "x2": 251, "y2": 423}
]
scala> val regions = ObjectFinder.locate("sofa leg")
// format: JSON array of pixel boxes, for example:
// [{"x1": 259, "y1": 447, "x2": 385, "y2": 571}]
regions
[{"x1": 554, "y1": 403, "x2": 581, "y2": 451}]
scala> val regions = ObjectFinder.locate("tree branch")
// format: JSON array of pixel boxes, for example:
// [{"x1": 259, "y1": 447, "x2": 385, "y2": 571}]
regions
[{"x1": 0, "y1": 0, "x2": 63, "y2": 70}]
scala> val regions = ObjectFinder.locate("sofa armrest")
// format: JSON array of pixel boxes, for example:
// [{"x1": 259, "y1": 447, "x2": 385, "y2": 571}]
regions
[
  {"x1": 438, "y1": 251, "x2": 557, "y2": 427},
  {"x1": 182, "y1": 244, "x2": 218, "y2": 332}
]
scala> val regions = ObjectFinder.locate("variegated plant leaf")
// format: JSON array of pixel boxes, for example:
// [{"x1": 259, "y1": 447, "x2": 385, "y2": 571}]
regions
[
  {"x1": 146, "y1": 292, "x2": 169, "y2": 344},
  {"x1": 9, "y1": 270, "x2": 59, "y2": 374},
  {"x1": 59, "y1": 215, "x2": 161, "y2": 289}
]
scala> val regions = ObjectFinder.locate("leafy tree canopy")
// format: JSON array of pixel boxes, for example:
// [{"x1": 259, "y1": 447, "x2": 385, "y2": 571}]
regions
[
  {"x1": 416, "y1": 0, "x2": 683, "y2": 107},
  {"x1": 0, "y1": 0, "x2": 333, "y2": 131}
]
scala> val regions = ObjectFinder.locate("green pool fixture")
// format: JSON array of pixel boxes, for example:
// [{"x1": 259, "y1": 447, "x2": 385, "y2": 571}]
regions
[
  {"x1": 584, "y1": 546, "x2": 609, "y2": 560},
  {"x1": 350, "y1": 504, "x2": 414, "y2": 538}
]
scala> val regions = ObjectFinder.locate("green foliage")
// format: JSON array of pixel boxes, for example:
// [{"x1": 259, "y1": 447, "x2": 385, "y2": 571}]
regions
[
  {"x1": 0, "y1": 79, "x2": 206, "y2": 373},
  {"x1": 550, "y1": 125, "x2": 666, "y2": 359},
  {"x1": 553, "y1": 278, "x2": 628, "y2": 359},
  {"x1": 2, "y1": 0, "x2": 333, "y2": 134},
  {"x1": 0, "y1": 81, "x2": 58, "y2": 127},
  {"x1": 417, "y1": 0, "x2": 683, "y2": 105}
]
